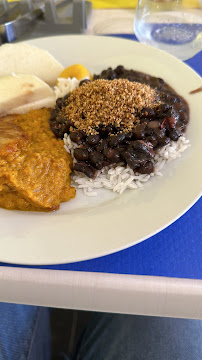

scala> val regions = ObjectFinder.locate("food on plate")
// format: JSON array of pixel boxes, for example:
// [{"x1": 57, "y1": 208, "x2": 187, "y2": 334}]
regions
[
  {"x1": 0, "y1": 40, "x2": 191, "y2": 204},
  {"x1": 53, "y1": 64, "x2": 92, "y2": 99},
  {"x1": 0, "y1": 43, "x2": 64, "y2": 86},
  {"x1": 0, "y1": 109, "x2": 75, "y2": 211},
  {"x1": 51, "y1": 79, "x2": 158, "y2": 177},
  {"x1": 54, "y1": 77, "x2": 79, "y2": 99},
  {"x1": 51, "y1": 65, "x2": 190, "y2": 195},
  {"x1": 59, "y1": 64, "x2": 93, "y2": 81},
  {"x1": 0, "y1": 74, "x2": 55, "y2": 116}
]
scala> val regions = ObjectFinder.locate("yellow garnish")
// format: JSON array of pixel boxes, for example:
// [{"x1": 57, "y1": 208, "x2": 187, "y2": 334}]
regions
[{"x1": 59, "y1": 64, "x2": 93, "y2": 81}]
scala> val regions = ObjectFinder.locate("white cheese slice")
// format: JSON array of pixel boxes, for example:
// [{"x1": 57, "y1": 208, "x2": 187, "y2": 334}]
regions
[{"x1": 0, "y1": 74, "x2": 56, "y2": 116}]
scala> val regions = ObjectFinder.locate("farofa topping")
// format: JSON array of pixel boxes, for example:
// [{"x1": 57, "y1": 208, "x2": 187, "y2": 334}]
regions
[
  {"x1": 50, "y1": 65, "x2": 189, "y2": 179},
  {"x1": 62, "y1": 79, "x2": 159, "y2": 135}
]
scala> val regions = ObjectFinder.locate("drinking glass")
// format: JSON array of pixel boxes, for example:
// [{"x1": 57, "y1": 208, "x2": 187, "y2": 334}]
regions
[{"x1": 134, "y1": 0, "x2": 202, "y2": 60}]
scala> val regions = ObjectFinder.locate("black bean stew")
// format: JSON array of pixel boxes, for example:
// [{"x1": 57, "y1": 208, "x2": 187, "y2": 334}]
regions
[{"x1": 50, "y1": 66, "x2": 189, "y2": 179}]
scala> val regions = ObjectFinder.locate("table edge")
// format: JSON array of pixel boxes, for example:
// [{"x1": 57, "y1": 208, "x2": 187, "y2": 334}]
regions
[{"x1": 0, "y1": 267, "x2": 201, "y2": 319}]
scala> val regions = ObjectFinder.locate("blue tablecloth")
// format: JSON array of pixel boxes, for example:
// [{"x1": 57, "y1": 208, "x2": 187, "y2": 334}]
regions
[{"x1": 1, "y1": 34, "x2": 201, "y2": 280}]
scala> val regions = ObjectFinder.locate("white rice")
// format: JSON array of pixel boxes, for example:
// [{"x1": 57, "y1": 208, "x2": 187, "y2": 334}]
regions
[
  {"x1": 55, "y1": 78, "x2": 191, "y2": 196},
  {"x1": 64, "y1": 134, "x2": 190, "y2": 196},
  {"x1": 54, "y1": 77, "x2": 79, "y2": 99}
]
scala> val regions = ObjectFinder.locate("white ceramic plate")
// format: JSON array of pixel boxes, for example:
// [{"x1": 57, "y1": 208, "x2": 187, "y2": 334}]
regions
[{"x1": 0, "y1": 35, "x2": 201, "y2": 265}]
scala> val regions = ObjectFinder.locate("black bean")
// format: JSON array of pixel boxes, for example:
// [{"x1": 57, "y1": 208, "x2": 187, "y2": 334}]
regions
[
  {"x1": 167, "y1": 116, "x2": 177, "y2": 129},
  {"x1": 74, "y1": 163, "x2": 97, "y2": 179},
  {"x1": 157, "y1": 103, "x2": 171, "y2": 114},
  {"x1": 56, "y1": 98, "x2": 65, "y2": 109},
  {"x1": 99, "y1": 68, "x2": 116, "y2": 80},
  {"x1": 145, "y1": 126, "x2": 154, "y2": 137},
  {"x1": 114, "y1": 65, "x2": 125, "y2": 75},
  {"x1": 156, "y1": 134, "x2": 170, "y2": 146},
  {"x1": 139, "y1": 117, "x2": 149, "y2": 124},
  {"x1": 138, "y1": 161, "x2": 154, "y2": 174},
  {"x1": 176, "y1": 121, "x2": 186, "y2": 132},
  {"x1": 99, "y1": 126, "x2": 114, "y2": 138},
  {"x1": 158, "y1": 135, "x2": 170, "y2": 146},
  {"x1": 106, "y1": 68, "x2": 116, "y2": 80},
  {"x1": 50, "y1": 122, "x2": 63, "y2": 138},
  {"x1": 156, "y1": 107, "x2": 170, "y2": 119},
  {"x1": 132, "y1": 140, "x2": 153, "y2": 159},
  {"x1": 116, "y1": 145, "x2": 126, "y2": 155},
  {"x1": 124, "y1": 140, "x2": 153, "y2": 169},
  {"x1": 149, "y1": 77, "x2": 160, "y2": 88},
  {"x1": 174, "y1": 102, "x2": 183, "y2": 112},
  {"x1": 50, "y1": 109, "x2": 57, "y2": 121},
  {"x1": 124, "y1": 151, "x2": 139, "y2": 169},
  {"x1": 142, "y1": 141, "x2": 155, "y2": 157},
  {"x1": 103, "y1": 160, "x2": 111, "y2": 167},
  {"x1": 119, "y1": 73, "x2": 127, "y2": 80},
  {"x1": 104, "y1": 148, "x2": 121, "y2": 163},
  {"x1": 64, "y1": 120, "x2": 72, "y2": 134},
  {"x1": 108, "y1": 133, "x2": 126, "y2": 147},
  {"x1": 74, "y1": 148, "x2": 89, "y2": 161},
  {"x1": 97, "y1": 126, "x2": 105, "y2": 137},
  {"x1": 56, "y1": 115, "x2": 64, "y2": 124},
  {"x1": 179, "y1": 104, "x2": 189, "y2": 113},
  {"x1": 157, "y1": 78, "x2": 165, "y2": 90},
  {"x1": 70, "y1": 131, "x2": 84, "y2": 143},
  {"x1": 179, "y1": 111, "x2": 189, "y2": 124},
  {"x1": 89, "y1": 151, "x2": 104, "y2": 170},
  {"x1": 145, "y1": 74, "x2": 151, "y2": 82},
  {"x1": 83, "y1": 143, "x2": 94, "y2": 153},
  {"x1": 129, "y1": 69, "x2": 138, "y2": 77},
  {"x1": 153, "y1": 127, "x2": 165, "y2": 137},
  {"x1": 153, "y1": 128, "x2": 170, "y2": 146},
  {"x1": 161, "y1": 91, "x2": 179, "y2": 104},
  {"x1": 140, "y1": 107, "x2": 155, "y2": 118},
  {"x1": 146, "y1": 135, "x2": 158, "y2": 148},
  {"x1": 147, "y1": 120, "x2": 160, "y2": 129},
  {"x1": 166, "y1": 129, "x2": 182, "y2": 141},
  {"x1": 133, "y1": 124, "x2": 146, "y2": 139},
  {"x1": 64, "y1": 93, "x2": 70, "y2": 99},
  {"x1": 160, "y1": 92, "x2": 173, "y2": 103},
  {"x1": 96, "y1": 139, "x2": 108, "y2": 152},
  {"x1": 132, "y1": 73, "x2": 144, "y2": 84},
  {"x1": 87, "y1": 134, "x2": 101, "y2": 146},
  {"x1": 105, "y1": 125, "x2": 115, "y2": 134},
  {"x1": 126, "y1": 75, "x2": 134, "y2": 82},
  {"x1": 125, "y1": 132, "x2": 134, "y2": 141},
  {"x1": 173, "y1": 95, "x2": 183, "y2": 104},
  {"x1": 100, "y1": 69, "x2": 109, "y2": 78},
  {"x1": 79, "y1": 79, "x2": 91, "y2": 87}
]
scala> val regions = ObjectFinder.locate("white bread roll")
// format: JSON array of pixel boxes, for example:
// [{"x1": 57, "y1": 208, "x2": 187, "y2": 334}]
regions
[
  {"x1": 0, "y1": 43, "x2": 64, "y2": 86},
  {"x1": 0, "y1": 74, "x2": 56, "y2": 116}
]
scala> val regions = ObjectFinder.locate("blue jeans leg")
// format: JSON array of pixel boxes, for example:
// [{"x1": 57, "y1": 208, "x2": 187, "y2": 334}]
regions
[
  {"x1": 73, "y1": 313, "x2": 202, "y2": 360},
  {"x1": 0, "y1": 302, "x2": 51, "y2": 360}
]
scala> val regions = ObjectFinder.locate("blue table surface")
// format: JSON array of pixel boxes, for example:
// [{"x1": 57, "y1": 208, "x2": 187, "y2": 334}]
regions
[{"x1": 0, "y1": 34, "x2": 201, "y2": 280}]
